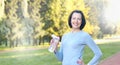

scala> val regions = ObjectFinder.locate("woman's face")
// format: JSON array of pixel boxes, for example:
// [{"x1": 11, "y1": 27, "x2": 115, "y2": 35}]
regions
[{"x1": 71, "y1": 12, "x2": 82, "y2": 30}]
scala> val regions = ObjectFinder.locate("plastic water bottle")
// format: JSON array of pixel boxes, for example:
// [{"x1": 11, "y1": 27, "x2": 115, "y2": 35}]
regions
[{"x1": 48, "y1": 34, "x2": 60, "y2": 52}]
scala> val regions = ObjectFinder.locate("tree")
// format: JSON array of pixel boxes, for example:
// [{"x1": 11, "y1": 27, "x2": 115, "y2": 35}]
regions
[
  {"x1": 97, "y1": 0, "x2": 117, "y2": 37},
  {"x1": 63, "y1": 0, "x2": 91, "y2": 34},
  {"x1": 84, "y1": 0, "x2": 99, "y2": 38},
  {"x1": 28, "y1": 0, "x2": 45, "y2": 45},
  {"x1": 4, "y1": 0, "x2": 21, "y2": 47},
  {"x1": 84, "y1": 0, "x2": 108, "y2": 38},
  {"x1": 45, "y1": 0, "x2": 91, "y2": 36},
  {"x1": 0, "y1": 0, "x2": 5, "y2": 19},
  {"x1": 0, "y1": 0, "x2": 6, "y2": 45}
]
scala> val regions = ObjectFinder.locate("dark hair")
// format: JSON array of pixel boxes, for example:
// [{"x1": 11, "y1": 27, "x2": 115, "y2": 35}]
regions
[{"x1": 68, "y1": 10, "x2": 86, "y2": 30}]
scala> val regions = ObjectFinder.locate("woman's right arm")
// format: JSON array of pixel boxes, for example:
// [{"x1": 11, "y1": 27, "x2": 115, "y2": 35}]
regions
[
  {"x1": 54, "y1": 44, "x2": 63, "y2": 61},
  {"x1": 54, "y1": 35, "x2": 65, "y2": 62}
]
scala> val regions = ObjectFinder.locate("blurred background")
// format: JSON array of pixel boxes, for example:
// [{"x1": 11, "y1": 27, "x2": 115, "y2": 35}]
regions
[
  {"x1": 0, "y1": 0, "x2": 120, "y2": 47},
  {"x1": 0, "y1": 0, "x2": 120, "y2": 65}
]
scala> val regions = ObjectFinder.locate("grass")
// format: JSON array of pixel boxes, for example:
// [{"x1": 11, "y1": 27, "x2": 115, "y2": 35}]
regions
[
  {"x1": 83, "y1": 41, "x2": 120, "y2": 63},
  {"x1": 0, "y1": 41, "x2": 120, "y2": 65},
  {"x1": 0, "y1": 47, "x2": 60, "y2": 65}
]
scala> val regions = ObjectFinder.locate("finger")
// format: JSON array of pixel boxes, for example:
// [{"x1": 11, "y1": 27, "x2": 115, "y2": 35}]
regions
[
  {"x1": 50, "y1": 39, "x2": 54, "y2": 44},
  {"x1": 77, "y1": 59, "x2": 84, "y2": 65}
]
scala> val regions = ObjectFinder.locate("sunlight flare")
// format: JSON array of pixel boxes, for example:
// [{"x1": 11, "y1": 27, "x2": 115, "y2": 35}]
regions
[{"x1": 104, "y1": 0, "x2": 120, "y2": 23}]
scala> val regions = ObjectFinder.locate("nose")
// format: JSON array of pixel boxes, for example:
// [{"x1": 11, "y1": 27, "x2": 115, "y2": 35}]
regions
[{"x1": 74, "y1": 18, "x2": 79, "y2": 23}]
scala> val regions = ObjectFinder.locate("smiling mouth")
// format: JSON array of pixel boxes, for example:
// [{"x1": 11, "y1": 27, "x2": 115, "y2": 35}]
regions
[{"x1": 73, "y1": 23, "x2": 78, "y2": 26}]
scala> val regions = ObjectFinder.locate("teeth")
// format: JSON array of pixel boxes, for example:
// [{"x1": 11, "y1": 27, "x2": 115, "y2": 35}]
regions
[{"x1": 73, "y1": 23, "x2": 78, "y2": 26}]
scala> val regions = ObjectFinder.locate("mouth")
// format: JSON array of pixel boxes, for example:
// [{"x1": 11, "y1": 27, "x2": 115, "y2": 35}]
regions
[{"x1": 73, "y1": 23, "x2": 78, "y2": 26}]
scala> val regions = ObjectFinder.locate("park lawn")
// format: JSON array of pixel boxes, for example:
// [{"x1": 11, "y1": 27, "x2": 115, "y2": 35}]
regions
[
  {"x1": 83, "y1": 41, "x2": 120, "y2": 63},
  {"x1": 0, "y1": 41, "x2": 120, "y2": 65}
]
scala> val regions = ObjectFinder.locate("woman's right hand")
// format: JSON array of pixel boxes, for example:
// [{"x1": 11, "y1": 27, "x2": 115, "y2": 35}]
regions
[
  {"x1": 50, "y1": 38, "x2": 59, "y2": 51},
  {"x1": 50, "y1": 39, "x2": 54, "y2": 45}
]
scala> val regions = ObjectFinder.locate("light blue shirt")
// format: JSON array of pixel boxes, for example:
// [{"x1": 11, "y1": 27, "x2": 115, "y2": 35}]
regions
[{"x1": 55, "y1": 31, "x2": 102, "y2": 65}]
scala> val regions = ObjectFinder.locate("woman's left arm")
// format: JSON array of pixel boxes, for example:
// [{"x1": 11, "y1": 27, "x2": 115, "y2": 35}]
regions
[{"x1": 85, "y1": 34, "x2": 102, "y2": 65}]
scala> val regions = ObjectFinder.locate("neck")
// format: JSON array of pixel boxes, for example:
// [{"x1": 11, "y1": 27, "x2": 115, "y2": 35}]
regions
[{"x1": 71, "y1": 28, "x2": 81, "y2": 33}]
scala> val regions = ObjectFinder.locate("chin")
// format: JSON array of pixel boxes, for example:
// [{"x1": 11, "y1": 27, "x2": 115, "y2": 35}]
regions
[
  {"x1": 72, "y1": 27, "x2": 80, "y2": 29},
  {"x1": 72, "y1": 26, "x2": 79, "y2": 28}
]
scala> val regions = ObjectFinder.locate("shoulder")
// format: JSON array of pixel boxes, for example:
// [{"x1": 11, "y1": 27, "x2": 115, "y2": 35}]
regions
[
  {"x1": 62, "y1": 32, "x2": 70, "y2": 38},
  {"x1": 79, "y1": 31, "x2": 89, "y2": 35},
  {"x1": 80, "y1": 31, "x2": 91, "y2": 38}
]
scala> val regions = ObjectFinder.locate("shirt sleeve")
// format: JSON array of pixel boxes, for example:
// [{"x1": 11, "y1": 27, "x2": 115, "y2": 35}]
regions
[
  {"x1": 54, "y1": 35, "x2": 64, "y2": 62},
  {"x1": 85, "y1": 34, "x2": 102, "y2": 65},
  {"x1": 54, "y1": 45, "x2": 63, "y2": 61}
]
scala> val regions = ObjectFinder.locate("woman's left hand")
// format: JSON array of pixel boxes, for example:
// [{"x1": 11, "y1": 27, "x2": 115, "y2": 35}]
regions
[{"x1": 77, "y1": 59, "x2": 85, "y2": 65}]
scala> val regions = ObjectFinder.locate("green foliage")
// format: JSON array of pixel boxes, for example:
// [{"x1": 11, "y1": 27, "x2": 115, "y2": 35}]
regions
[
  {"x1": 0, "y1": 20, "x2": 7, "y2": 45},
  {"x1": 28, "y1": 0, "x2": 45, "y2": 37},
  {"x1": 45, "y1": 0, "x2": 91, "y2": 36},
  {"x1": 0, "y1": 0, "x2": 120, "y2": 46},
  {"x1": 0, "y1": 0, "x2": 5, "y2": 20},
  {"x1": 84, "y1": 0, "x2": 102, "y2": 38},
  {"x1": 44, "y1": 0, "x2": 62, "y2": 36},
  {"x1": 116, "y1": 23, "x2": 120, "y2": 34}
]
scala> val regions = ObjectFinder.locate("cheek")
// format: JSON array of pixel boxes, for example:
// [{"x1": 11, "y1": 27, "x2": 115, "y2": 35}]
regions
[
  {"x1": 78, "y1": 20, "x2": 82, "y2": 25},
  {"x1": 71, "y1": 20, "x2": 74, "y2": 24}
]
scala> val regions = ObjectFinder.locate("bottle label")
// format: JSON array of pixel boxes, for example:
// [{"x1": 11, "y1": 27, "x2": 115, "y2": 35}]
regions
[{"x1": 48, "y1": 34, "x2": 59, "y2": 52}]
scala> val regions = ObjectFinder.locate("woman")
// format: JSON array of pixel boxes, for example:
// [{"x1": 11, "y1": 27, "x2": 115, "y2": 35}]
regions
[{"x1": 51, "y1": 10, "x2": 102, "y2": 65}]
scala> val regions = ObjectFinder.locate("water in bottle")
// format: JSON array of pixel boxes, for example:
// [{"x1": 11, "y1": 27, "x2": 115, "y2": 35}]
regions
[{"x1": 48, "y1": 34, "x2": 60, "y2": 52}]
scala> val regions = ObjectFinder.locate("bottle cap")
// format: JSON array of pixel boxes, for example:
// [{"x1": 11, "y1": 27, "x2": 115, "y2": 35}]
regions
[{"x1": 51, "y1": 34, "x2": 59, "y2": 40}]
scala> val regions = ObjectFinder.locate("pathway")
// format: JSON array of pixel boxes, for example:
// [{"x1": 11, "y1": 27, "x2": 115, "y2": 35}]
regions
[{"x1": 99, "y1": 52, "x2": 120, "y2": 65}]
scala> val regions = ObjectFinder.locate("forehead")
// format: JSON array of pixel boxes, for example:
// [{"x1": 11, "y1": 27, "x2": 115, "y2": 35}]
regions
[{"x1": 72, "y1": 12, "x2": 82, "y2": 18}]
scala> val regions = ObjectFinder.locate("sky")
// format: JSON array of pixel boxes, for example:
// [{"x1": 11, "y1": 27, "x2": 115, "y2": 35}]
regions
[{"x1": 104, "y1": 0, "x2": 120, "y2": 24}]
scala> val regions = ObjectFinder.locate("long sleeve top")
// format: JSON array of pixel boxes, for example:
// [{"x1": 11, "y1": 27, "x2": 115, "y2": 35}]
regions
[{"x1": 55, "y1": 31, "x2": 102, "y2": 65}]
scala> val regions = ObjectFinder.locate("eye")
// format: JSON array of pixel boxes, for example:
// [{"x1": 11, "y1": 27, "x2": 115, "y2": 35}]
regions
[
  {"x1": 78, "y1": 18, "x2": 81, "y2": 20},
  {"x1": 72, "y1": 17, "x2": 76, "y2": 20}
]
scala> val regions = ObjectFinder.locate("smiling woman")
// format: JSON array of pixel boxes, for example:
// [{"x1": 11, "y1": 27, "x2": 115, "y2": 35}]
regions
[{"x1": 50, "y1": 10, "x2": 102, "y2": 65}]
